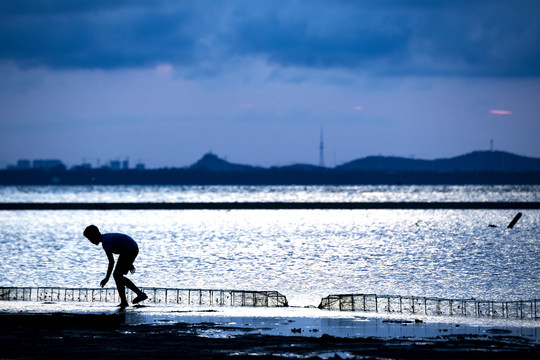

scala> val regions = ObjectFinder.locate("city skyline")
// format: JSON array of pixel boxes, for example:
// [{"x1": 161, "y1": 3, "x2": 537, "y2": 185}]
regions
[
  {"x1": 5, "y1": 147, "x2": 540, "y2": 171},
  {"x1": 1, "y1": 1, "x2": 539, "y2": 169}
]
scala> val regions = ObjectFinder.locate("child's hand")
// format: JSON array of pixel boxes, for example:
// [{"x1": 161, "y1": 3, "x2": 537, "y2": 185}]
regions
[{"x1": 100, "y1": 278, "x2": 108, "y2": 287}]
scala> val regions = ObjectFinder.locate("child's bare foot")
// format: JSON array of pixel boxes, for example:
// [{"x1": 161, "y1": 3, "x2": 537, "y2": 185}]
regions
[{"x1": 133, "y1": 293, "x2": 148, "y2": 304}]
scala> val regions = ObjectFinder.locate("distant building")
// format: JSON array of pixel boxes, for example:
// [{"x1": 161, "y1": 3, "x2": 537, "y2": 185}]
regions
[
  {"x1": 122, "y1": 160, "x2": 129, "y2": 170},
  {"x1": 7, "y1": 159, "x2": 31, "y2": 170},
  {"x1": 32, "y1": 160, "x2": 65, "y2": 169},
  {"x1": 135, "y1": 163, "x2": 145, "y2": 170},
  {"x1": 72, "y1": 163, "x2": 92, "y2": 170},
  {"x1": 110, "y1": 160, "x2": 121, "y2": 170},
  {"x1": 7, "y1": 159, "x2": 65, "y2": 170},
  {"x1": 18, "y1": 160, "x2": 31, "y2": 169}
]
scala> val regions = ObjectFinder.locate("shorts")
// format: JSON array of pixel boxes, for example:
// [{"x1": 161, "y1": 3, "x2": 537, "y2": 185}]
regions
[{"x1": 115, "y1": 249, "x2": 139, "y2": 275}]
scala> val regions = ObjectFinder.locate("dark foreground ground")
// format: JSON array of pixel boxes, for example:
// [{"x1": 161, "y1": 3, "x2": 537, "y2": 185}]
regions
[{"x1": 2, "y1": 313, "x2": 540, "y2": 360}]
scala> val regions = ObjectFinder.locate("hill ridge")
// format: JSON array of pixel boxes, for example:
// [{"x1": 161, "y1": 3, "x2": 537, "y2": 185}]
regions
[{"x1": 191, "y1": 150, "x2": 540, "y2": 172}]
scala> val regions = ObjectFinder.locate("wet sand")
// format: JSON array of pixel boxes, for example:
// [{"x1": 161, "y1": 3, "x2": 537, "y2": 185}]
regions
[{"x1": 2, "y1": 308, "x2": 540, "y2": 359}]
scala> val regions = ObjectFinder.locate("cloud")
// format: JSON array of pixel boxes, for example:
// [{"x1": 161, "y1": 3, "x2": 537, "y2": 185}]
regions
[
  {"x1": 1, "y1": 0, "x2": 539, "y2": 77},
  {"x1": 0, "y1": 1, "x2": 198, "y2": 69},
  {"x1": 489, "y1": 110, "x2": 512, "y2": 115},
  {"x1": 156, "y1": 63, "x2": 173, "y2": 74}
]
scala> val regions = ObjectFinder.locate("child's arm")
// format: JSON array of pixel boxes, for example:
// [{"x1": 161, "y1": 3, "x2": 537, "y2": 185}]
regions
[{"x1": 100, "y1": 251, "x2": 115, "y2": 287}]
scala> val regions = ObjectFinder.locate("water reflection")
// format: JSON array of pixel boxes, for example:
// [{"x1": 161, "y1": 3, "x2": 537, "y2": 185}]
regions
[
  {"x1": 1, "y1": 209, "x2": 538, "y2": 307},
  {"x1": 1, "y1": 185, "x2": 539, "y2": 203}
]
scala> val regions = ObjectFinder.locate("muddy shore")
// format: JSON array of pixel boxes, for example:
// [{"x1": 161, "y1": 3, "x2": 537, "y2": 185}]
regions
[{"x1": 2, "y1": 312, "x2": 539, "y2": 359}]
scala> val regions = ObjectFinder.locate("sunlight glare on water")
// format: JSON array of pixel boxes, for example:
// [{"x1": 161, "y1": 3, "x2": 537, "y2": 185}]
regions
[
  {"x1": 1, "y1": 206, "x2": 538, "y2": 307},
  {"x1": 1, "y1": 185, "x2": 539, "y2": 203}
]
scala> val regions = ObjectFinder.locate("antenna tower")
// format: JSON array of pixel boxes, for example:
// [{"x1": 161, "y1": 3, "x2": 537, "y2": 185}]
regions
[{"x1": 319, "y1": 128, "x2": 325, "y2": 167}]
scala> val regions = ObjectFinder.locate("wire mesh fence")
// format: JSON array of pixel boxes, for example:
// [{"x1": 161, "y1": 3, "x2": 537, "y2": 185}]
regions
[
  {"x1": 318, "y1": 293, "x2": 539, "y2": 320},
  {"x1": 0, "y1": 287, "x2": 288, "y2": 307}
]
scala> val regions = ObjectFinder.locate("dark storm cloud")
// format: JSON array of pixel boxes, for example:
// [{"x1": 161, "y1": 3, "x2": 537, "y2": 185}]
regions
[
  {"x1": 0, "y1": 1, "x2": 196, "y2": 69},
  {"x1": 1, "y1": 0, "x2": 539, "y2": 76}
]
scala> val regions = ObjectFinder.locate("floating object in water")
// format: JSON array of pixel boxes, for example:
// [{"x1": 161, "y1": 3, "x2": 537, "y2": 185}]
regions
[
  {"x1": 488, "y1": 212, "x2": 522, "y2": 228},
  {"x1": 507, "y1": 212, "x2": 522, "y2": 229}
]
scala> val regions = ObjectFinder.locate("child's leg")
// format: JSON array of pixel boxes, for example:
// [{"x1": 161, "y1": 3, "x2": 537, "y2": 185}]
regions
[
  {"x1": 123, "y1": 277, "x2": 143, "y2": 296},
  {"x1": 113, "y1": 271, "x2": 129, "y2": 306},
  {"x1": 116, "y1": 251, "x2": 147, "y2": 304}
]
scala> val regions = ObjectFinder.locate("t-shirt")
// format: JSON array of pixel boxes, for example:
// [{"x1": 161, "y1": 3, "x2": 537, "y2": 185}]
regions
[{"x1": 101, "y1": 233, "x2": 138, "y2": 254}]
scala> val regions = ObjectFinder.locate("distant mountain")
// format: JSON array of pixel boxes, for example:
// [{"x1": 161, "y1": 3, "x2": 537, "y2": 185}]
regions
[
  {"x1": 337, "y1": 151, "x2": 540, "y2": 172},
  {"x1": 442, "y1": 151, "x2": 540, "y2": 172},
  {"x1": 190, "y1": 151, "x2": 540, "y2": 173},
  {"x1": 3, "y1": 150, "x2": 540, "y2": 185},
  {"x1": 274, "y1": 164, "x2": 324, "y2": 171},
  {"x1": 189, "y1": 153, "x2": 260, "y2": 171},
  {"x1": 337, "y1": 156, "x2": 432, "y2": 172}
]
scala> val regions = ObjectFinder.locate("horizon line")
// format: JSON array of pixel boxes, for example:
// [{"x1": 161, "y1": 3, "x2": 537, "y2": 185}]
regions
[{"x1": 4, "y1": 149, "x2": 535, "y2": 171}]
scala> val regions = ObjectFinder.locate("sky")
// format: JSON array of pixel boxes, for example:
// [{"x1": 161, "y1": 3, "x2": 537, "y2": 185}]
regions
[{"x1": 1, "y1": 0, "x2": 540, "y2": 169}]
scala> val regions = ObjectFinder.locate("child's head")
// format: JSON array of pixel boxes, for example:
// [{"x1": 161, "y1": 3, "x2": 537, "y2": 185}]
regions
[{"x1": 84, "y1": 225, "x2": 102, "y2": 245}]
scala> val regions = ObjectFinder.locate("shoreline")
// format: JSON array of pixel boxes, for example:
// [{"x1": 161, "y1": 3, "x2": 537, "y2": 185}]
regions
[
  {"x1": 2, "y1": 312, "x2": 539, "y2": 360},
  {"x1": 2, "y1": 302, "x2": 539, "y2": 359}
]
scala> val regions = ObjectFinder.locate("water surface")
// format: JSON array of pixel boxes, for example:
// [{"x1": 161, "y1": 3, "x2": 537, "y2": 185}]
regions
[
  {"x1": 1, "y1": 185, "x2": 539, "y2": 203},
  {"x1": 1, "y1": 198, "x2": 538, "y2": 306}
]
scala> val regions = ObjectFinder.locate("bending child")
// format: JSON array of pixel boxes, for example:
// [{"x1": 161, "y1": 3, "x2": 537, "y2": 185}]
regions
[{"x1": 84, "y1": 225, "x2": 147, "y2": 308}]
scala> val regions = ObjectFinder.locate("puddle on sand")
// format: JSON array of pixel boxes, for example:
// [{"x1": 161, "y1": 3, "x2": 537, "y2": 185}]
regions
[{"x1": 1, "y1": 301, "x2": 539, "y2": 343}]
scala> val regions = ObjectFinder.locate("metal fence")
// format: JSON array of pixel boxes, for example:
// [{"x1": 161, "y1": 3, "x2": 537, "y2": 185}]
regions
[
  {"x1": 319, "y1": 293, "x2": 539, "y2": 320},
  {"x1": 0, "y1": 287, "x2": 288, "y2": 307}
]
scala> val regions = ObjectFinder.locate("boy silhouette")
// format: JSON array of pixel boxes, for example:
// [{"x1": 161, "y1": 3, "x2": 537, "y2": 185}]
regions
[{"x1": 84, "y1": 225, "x2": 147, "y2": 308}]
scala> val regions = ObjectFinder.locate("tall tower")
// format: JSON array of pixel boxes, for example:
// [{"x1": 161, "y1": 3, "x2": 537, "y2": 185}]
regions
[{"x1": 319, "y1": 128, "x2": 325, "y2": 167}]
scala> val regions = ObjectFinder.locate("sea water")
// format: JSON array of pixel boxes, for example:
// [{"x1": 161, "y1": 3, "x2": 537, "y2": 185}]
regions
[
  {"x1": 0, "y1": 185, "x2": 539, "y2": 306},
  {"x1": 1, "y1": 184, "x2": 539, "y2": 203}
]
